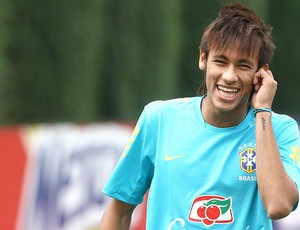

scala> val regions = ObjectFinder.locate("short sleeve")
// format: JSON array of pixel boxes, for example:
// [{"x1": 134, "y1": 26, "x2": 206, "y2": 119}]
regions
[
  {"x1": 102, "y1": 104, "x2": 157, "y2": 205},
  {"x1": 274, "y1": 115, "x2": 300, "y2": 210}
]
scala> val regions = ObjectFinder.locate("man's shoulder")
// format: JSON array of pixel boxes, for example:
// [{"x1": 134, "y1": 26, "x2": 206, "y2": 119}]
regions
[
  {"x1": 145, "y1": 97, "x2": 199, "y2": 112},
  {"x1": 271, "y1": 112, "x2": 299, "y2": 132},
  {"x1": 139, "y1": 97, "x2": 200, "y2": 123},
  {"x1": 272, "y1": 112, "x2": 298, "y2": 124}
]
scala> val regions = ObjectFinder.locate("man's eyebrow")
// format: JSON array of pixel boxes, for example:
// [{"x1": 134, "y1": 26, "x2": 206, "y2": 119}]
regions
[{"x1": 212, "y1": 54, "x2": 227, "y2": 60}]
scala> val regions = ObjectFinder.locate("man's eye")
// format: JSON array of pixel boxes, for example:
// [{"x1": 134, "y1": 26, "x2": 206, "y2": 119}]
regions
[
  {"x1": 239, "y1": 64, "x2": 251, "y2": 69},
  {"x1": 214, "y1": 59, "x2": 226, "y2": 64}
]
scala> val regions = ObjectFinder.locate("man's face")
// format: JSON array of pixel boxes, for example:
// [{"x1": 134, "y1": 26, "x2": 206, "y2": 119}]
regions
[{"x1": 199, "y1": 48, "x2": 259, "y2": 114}]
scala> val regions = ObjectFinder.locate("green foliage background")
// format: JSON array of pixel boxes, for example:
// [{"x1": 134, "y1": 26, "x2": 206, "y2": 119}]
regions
[{"x1": 0, "y1": 0, "x2": 299, "y2": 124}]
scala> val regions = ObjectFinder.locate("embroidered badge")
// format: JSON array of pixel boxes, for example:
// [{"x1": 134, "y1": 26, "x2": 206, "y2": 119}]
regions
[{"x1": 239, "y1": 147, "x2": 256, "y2": 174}]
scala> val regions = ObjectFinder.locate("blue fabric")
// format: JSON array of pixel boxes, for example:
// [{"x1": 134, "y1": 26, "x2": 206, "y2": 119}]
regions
[{"x1": 102, "y1": 96, "x2": 300, "y2": 229}]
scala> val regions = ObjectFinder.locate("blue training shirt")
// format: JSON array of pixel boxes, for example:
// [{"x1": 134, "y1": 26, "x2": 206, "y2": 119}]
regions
[{"x1": 102, "y1": 96, "x2": 300, "y2": 229}]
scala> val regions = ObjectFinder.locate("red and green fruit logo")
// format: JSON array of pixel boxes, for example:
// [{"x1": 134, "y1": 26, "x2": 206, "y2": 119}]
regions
[{"x1": 188, "y1": 195, "x2": 234, "y2": 226}]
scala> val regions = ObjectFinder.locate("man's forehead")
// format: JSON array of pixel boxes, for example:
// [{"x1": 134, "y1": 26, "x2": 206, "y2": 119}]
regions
[{"x1": 210, "y1": 46, "x2": 259, "y2": 62}]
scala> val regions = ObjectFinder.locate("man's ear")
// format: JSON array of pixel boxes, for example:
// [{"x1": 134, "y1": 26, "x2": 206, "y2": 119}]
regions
[
  {"x1": 262, "y1": 64, "x2": 269, "y2": 71},
  {"x1": 199, "y1": 50, "x2": 207, "y2": 71}
]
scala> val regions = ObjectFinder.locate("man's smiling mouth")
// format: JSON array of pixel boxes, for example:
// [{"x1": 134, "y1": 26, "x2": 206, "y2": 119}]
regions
[{"x1": 217, "y1": 85, "x2": 239, "y2": 98}]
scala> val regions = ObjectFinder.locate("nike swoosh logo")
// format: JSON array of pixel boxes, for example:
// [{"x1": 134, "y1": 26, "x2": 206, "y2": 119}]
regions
[{"x1": 164, "y1": 154, "x2": 184, "y2": 161}]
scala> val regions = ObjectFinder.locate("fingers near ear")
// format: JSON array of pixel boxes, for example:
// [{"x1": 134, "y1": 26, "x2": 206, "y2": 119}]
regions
[{"x1": 259, "y1": 64, "x2": 274, "y2": 78}]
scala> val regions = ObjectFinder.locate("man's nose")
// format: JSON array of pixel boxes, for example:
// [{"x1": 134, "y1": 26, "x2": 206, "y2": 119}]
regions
[{"x1": 222, "y1": 65, "x2": 238, "y2": 83}]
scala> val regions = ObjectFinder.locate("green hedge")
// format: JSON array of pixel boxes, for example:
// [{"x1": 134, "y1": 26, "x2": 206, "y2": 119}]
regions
[{"x1": 1, "y1": 0, "x2": 299, "y2": 125}]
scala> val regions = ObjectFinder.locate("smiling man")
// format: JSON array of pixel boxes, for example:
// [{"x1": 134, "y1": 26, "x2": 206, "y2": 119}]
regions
[{"x1": 100, "y1": 3, "x2": 300, "y2": 229}]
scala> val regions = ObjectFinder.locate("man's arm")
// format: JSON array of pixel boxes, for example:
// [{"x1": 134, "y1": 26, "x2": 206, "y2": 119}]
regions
[
  {"x1": 99, "y1": 198, "x2": 136, "y2": 230},
  {"x1": 255, "y1": 111, "x2": 299, "y2": 219},
  {"x1": 252, "y1": 68, "x2": 298, "y2": 219}
]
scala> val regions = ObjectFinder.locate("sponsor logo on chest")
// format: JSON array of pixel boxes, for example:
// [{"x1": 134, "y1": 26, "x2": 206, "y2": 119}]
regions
[{"x1": 188, "y1": 195, "x2": 234, "y2": 226}]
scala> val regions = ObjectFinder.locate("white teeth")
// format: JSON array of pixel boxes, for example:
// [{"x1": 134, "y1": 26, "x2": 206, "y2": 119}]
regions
[
  {"x1": 218, "y1": 86, "x2": 238, "y2": 93},
  {"x1": 217, "y1": 86, "x2": 239, "y2": 98}
]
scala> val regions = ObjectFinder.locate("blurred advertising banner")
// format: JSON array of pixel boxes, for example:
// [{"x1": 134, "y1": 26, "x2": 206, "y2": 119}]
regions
[
  {"x1": 0, "y1": 123, "x2": 145, "y2": 230},
  {"x1": 0, "y1": 123, "x2": 299, "y2": 230}
]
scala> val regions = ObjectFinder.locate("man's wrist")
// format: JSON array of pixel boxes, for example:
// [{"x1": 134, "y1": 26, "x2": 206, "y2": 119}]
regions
[{"x1": 253, "y1": 108, "x2": 272, "y2": 117}]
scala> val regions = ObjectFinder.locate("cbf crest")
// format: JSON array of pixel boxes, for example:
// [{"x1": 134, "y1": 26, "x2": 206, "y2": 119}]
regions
[{"x1": 239, "y1": 147, "x2": 256, "y2": 174}]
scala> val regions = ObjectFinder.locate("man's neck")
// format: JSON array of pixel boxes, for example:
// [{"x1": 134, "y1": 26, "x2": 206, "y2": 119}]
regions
[{"x1": 201, "y1": 97, "x2": 250, "y2": 128}]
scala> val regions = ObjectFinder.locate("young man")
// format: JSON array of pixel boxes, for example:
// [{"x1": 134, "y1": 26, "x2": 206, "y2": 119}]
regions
[{"x1": 100, "y1": 3, "x2": 300, "y2": 229}]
